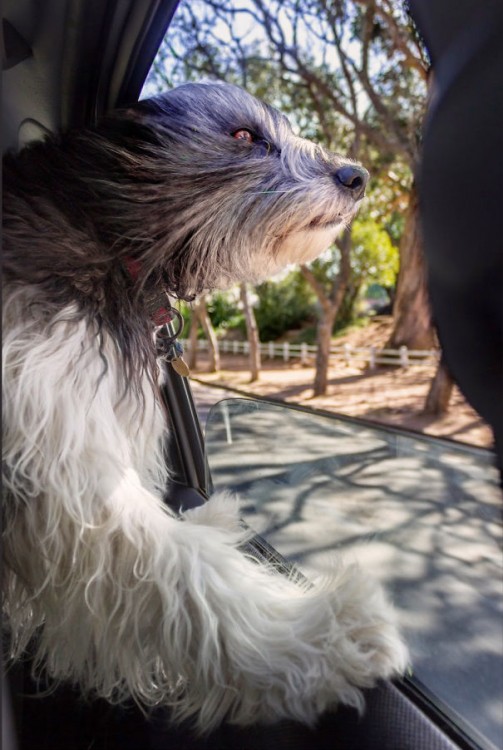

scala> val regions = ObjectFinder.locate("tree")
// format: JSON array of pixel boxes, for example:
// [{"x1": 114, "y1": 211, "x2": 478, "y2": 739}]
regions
[
  {"x1": 187, "y1": 305, "x2": 199, "y2": 371},
  {"x1": 345, "y1": 215, "x2": 398, "y2": 318},
  {"x1": 385, "y1": 183, "x2": 434, "y2": 348},
  {"x1": 296, "y1": 218, "x2": 397, "y2": 396},
  {"x1": 240, "y1": 283, "x2": 261, "y2": 382},
  {"x1": 300, "y1": 229, "x2": 352, "y2": 395},
  {"x1": 190, "y1": 296, "x2": 221, "y2": 372},
  {"x1": 423, "y1": 356, "x2": 455, "y2": 417}
]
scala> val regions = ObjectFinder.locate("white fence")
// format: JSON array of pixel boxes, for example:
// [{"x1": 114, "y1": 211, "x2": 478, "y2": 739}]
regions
[{"x1": 181, "y1": 338, "x2": 439, "y2": 369}]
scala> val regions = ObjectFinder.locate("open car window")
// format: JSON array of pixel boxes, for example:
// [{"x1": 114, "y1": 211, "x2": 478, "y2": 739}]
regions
[{"x1": 205, "y1": 397, "x2": 502, "y2": 750}]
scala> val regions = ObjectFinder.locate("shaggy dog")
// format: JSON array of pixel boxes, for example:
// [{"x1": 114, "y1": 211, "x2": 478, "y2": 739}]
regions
[{"x1": 2, "y1": 82, "x2": 407, "y2": 733}]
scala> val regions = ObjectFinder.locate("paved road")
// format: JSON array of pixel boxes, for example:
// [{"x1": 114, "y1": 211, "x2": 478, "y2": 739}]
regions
[{"x1": 189, "y1": 379, "x2": 503, "y2": 749}]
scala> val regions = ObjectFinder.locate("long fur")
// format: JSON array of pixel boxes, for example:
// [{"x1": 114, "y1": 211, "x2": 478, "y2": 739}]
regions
[{"x1": 2, "y1": 81, "x2": 407, "y2": 733}]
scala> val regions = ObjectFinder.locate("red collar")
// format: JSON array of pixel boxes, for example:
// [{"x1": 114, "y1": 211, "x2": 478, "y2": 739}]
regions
[{"x1": 124, "y1": 257, "x2": 174, "y2": 327}]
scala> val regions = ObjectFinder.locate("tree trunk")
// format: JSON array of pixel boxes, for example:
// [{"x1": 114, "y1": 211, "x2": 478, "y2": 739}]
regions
[
  {"x1": 313, "y1": 308, "x2": 338, "y2": 396},
  {"x1": 386, "y1": 185, "x2": 435, "y2": 349},
  {"x1": 240, "y1": 282, "x2": 261, "y2": 382},
  {"x1": 195, "y1": 296, "x2": 220, "y2": 373},
  {"x1": 301, "y1": 228, "x2": 352, "y2": 397},
  {"x1": 423, "y1": 356, "x2": 455, "y2": 416},
  {"x1": 187, "y1": 308, "x2": 199, "y2": 370}
]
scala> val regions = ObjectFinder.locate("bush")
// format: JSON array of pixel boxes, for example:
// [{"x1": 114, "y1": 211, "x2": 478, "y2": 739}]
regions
[
  {"x1": 254, "y1": 271, "x2": 316, "y2": 341},
  {"x1": 179, "y1": 293, "x2": 246, "y2": 339},
  {"x1": 207, "y1": 291, "x2": 244, "y2": 332},
  {"x1": 180, "y1": 275, "x2": 316, "y2": 342},
  {"x1": 290, "y1": 325, "x2": 318, "y2": 345},
  {"x1": 179, "y1": 300, "x2": 193, "y2": 336}
]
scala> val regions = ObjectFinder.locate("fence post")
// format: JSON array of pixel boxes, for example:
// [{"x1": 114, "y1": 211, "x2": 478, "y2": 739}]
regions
[
  {"x1": 300, "y1": 342, "x2": 308, "y2": 365},
  {"x1": 233, "y1": 340, "x2": 238, "y2": 355},
  {"x1": 344, "y1": 344, "x2": 351, "y2": 365},
  {"x1": 369, "y1": 345, "x2": 376, "y2": 370},
  {"x1": 400, "y1": 345, "x2": 409, "y2": 367},
  {"x1": 268, "y1": 341, "x2": 274, "y2": 359},
  {"x1": 283, "y1": 342, "x2": 290, "y2": 362}
]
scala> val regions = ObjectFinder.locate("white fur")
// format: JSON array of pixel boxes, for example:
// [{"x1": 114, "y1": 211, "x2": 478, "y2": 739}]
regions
[{"x1": 3, "y1": 287, "x2": 408, "y2": 733}]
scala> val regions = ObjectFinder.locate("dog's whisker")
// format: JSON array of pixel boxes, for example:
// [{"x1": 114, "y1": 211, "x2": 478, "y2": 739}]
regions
[{"x1": 249, "y1": 189, "x2": 293, "y2": 194}]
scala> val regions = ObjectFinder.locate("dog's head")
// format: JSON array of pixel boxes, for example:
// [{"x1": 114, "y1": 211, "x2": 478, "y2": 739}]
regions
[
  {"x1": 4, "y1": 82, "x2": 367, "y2": 304},
  {"x1": 94, "y1": 82, "x2": 368, "y2": 297}
]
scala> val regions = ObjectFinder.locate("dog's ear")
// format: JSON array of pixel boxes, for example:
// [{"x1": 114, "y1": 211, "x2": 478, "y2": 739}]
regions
[
  {"x1": 95, "y1": 112, "x2": 162, "y2": 153},
  {"x1": 126, "y1": 95, "x2": 178, "y2": 122},
  {"x1": 102, "y1": 95, "x2": 192, "y2": 147}
]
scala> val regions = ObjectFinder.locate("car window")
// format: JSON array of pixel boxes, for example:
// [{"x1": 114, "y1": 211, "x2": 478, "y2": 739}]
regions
[
  {"x1": 205, "y1": 398, "x2": 503, "y2": 750},
  {"x1": 141, "y1": 2, "x2": 503, "y2": 747}
]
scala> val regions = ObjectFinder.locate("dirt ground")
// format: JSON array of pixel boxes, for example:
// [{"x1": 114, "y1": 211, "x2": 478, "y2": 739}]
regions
[{"x1": 189, "y1": 319, "x2": 494, "y2": 449}]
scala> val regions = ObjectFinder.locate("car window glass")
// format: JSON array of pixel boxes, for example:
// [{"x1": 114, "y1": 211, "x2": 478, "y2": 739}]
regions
[{"x1": 205, "y1": 397, "x2": 503, "y2": 750}]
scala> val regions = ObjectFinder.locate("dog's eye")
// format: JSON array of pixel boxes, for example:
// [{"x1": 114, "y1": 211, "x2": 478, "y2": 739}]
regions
[
  {"x1": 232, "y1": 129, "x2": 254, "y2": 143},
  {"x1": 231, "y1": 129, "x2": 271, "y2": 155}
]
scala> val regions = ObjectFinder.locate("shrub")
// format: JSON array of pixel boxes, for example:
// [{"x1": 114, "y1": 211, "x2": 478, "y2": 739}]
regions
[{"x1": 254, "y1": 271, "x2": 316, "y2": 341}]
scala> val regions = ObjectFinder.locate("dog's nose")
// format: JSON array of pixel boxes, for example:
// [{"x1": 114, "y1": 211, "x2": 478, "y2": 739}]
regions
[{"x1": 334, "y1": 166, "x2": 369, "y2": 200}]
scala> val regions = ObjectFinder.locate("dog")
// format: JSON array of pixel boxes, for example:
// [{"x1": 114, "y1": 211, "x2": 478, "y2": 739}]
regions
[{"x1": 2, "y1": 81, "x2": 407, "y2": 733}]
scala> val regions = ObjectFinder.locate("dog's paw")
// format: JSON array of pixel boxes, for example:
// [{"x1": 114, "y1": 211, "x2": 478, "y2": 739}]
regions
[
  {"x1": 323, "y1": 561, "x2": 409, "y2": 690},
  {"x1": 216, "y1": 559, "x2": 408, "y2": 729}
]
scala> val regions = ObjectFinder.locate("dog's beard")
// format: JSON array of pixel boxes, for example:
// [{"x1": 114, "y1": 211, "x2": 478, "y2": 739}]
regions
[
  {"x1": 273, "y1": 207, "x2": 357, "y2": 268},
  {"x1": 199, "y1": 197, "x2": 359, "y2": 291},
  {"x1": 240, "y1": 223, "x2": 348, "y2": 285},
  {"x1": 163, "y1": 214, "x2": 355, "y2": 294}
]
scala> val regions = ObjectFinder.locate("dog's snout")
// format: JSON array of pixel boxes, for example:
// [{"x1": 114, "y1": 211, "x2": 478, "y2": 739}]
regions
[{"x1": 334, "y1": 166, "x2": 369, "y2": 200}]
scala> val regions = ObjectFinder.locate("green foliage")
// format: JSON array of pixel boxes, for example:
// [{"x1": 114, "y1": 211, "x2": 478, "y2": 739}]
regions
[
  {"x1": 334, "y1": 282, "x2": 361, "y2": 331},
  {"x1": 290, "y1": 325, "x2": 318, "y2": 345},
  {"x1": 181, "y1": 278, "x2": 316, "y2": 342},
  {"x1": 350, "y1": 217, "x2": 399, "y2": 289},
  {"x1": 179, "y1": 300, "x2": 193, "y2": 336},
  {"x1": 254, "y1": 270, "x2": 317, "y2": 341},
  {"x1": 332, "y1": 218, "x2": 398, "y2": 328},
  {"x1": 181, "y1": 293, "x2": 246, "y2": 338},
  {"x1": 207, "y1": 291, "x2": 245, "y2": 333},
  {"x1": 383, "y1": 211, "x2": 406, "y2": 247}
]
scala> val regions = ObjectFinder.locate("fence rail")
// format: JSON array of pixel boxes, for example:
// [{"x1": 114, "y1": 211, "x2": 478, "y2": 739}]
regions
[{"x1": 181, "y1": 338, "x2": 439, "y2": 369}]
